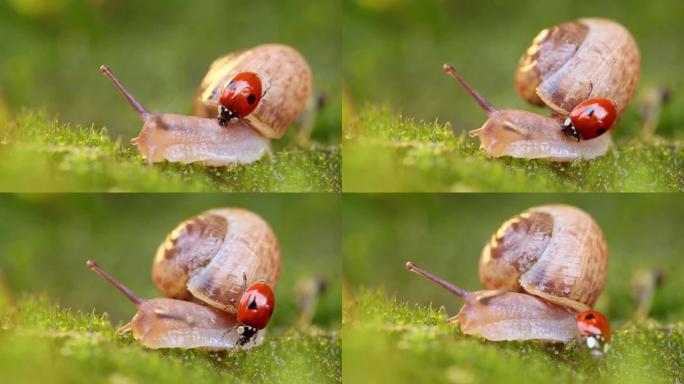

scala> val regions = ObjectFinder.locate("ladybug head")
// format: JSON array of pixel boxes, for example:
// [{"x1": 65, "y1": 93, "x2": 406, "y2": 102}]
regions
[{"x1": 576, "y1": 310, "x2": 611, "y2": 356}]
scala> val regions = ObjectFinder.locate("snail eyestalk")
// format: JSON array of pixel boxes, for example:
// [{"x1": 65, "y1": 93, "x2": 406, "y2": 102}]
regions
[
  {"x1": 442, "y1": 63, "x2": 496, "y2": 113},
  {"x1": 86, "y1": 260, "x2": 145, "y2": 305},
  {"x1": 405, "y1": 261, "x2": 470, "y2": 299},
  {"x1": 99, "y1": 65, "x2": 152, "y2": 120}
]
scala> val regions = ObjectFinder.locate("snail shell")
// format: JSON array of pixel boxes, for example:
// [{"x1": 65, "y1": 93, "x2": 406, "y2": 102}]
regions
[
  {"x1": 152, "y1": 208, "x2": 281, "y2": 315},
  {"x1": 479, "y1": 204, "x2": 608, "y2": 312},
  {"x1": 515, "y1": 18, "x2": 640, "y2": 117},
  {"x1": 193, "y1": 44, "x2": 312, "y2": 139}
]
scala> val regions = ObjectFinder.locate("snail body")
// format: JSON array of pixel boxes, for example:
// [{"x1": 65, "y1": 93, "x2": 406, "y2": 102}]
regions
[
  {"x1": 87, "y1": 208, "x2": 280, "y2": 350},
  {"x1": 406, "y1": 205, "x2": 610, "y2": 352},
  {"x1": 447, "y1": 18, "x2": 640, "y2": 161},
  {"x1": 100, "y1": 44, "x2": 312, "y2": 167}
]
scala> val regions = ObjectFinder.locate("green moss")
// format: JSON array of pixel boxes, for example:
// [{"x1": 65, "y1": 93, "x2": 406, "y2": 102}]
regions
[
  {"x1": 0, "y1": 296, "x2": 340, "y2": 384},
  {"x1": 343, "y1": 290, "x2": 684, "y2": 384},
  {"x1": 0, "y1": 111, "x2": 340, "y2": 192},
  {"x1": 343, "y1": 106, "x2": 684, "y2": 192}
]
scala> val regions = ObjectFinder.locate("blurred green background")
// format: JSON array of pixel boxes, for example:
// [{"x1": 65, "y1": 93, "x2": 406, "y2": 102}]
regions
[
  {"x1": 344, "y1": 0, "x2": 684, "y2": 140},
  {"x1": 0, "y1": 194, "x2": 341, "y2": 330},
  {"x1": 344, "y1": 194, "x2": 684, "y2": 323},
  {"x1": 0, "y1": 0, "x2": 340, "y2": 145}
]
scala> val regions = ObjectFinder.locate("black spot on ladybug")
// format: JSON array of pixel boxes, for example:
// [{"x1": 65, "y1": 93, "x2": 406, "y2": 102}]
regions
[
  {"x1": 248, "y1": 299, "x2": 257, "y2": 310},
  {"x1": 247, "y1": 94, "x2": 256, "y2": 104},
  {"x1": 597, "y1": 128, "x2": 606, "y2": 136},
  {"x1": 584, "y1": 313, "x2": 595, "y2": 320}
]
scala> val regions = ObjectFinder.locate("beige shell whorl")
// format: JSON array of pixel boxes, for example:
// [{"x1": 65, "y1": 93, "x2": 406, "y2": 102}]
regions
[
  {"x1": 478, "y1": 204, "x2": 607, "y2": 312},
  {"x1": 515, "y1": 18, "x2": 640, "y2": 116},
  {"x1": 193, "y1": 44, "x2": 312, "y2": 139},
  {"x1": 151, "y1": 208, "x2": 280, "y2": 314}
]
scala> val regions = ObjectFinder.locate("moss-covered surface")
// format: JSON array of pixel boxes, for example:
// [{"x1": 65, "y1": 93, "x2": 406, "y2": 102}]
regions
[
  {"x1": 1, "y1": 296, "x2": 340, "y2": 384},
  {"x1": 0, "y1": 111, "x2": 340, "y2": 191},
  {"x1": 343, "y1": 290, "x2": 683, "y2": 384},
  {"x1": 343, "y1": 106, "x2": 684, "y2": 191}
]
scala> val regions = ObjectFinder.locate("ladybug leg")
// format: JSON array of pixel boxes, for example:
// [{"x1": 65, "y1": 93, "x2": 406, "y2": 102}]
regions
[
  {"x1": 260, "y1": 81, "x2": 272, "y2": 98},
  {"x1": 237, "y1": 117, "x2": 257, "y2": 130},
  {"x1": 230, "y1": 273, "x2": 248, "y2": 306},
  {"x1": 222, "y1": 324, "x2": 241, "y2": 343},
  {"x1": 224, "y1": 324, "x2": 239, "y2": 334}
]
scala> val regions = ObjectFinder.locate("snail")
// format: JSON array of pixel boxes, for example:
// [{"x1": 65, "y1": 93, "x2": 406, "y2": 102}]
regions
[
  {"x1": 86, "y1": 208, "x2": 280, "y2": 350},
  {"x1": 444, "y1": 18, "x2": 640, "y2": 161},
  {"x1": 100, "y1": 44, "x2": 312, "y2": 167},
  {"x1": 406, "y1": 204, "x2": 611, "y2": 355}
]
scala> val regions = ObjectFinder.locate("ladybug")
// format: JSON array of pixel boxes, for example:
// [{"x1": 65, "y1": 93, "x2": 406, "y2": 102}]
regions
[
  {"x1": 235, "y1": 280, "x2": 275, "y2": 345},
  {"x1": 576, "y1": 310, "x2": 611, "y2": 356},
  {"x1": 217, "y1": 72, "x2": 264, "y2": 127},
  {"x1": 561, "y1": 98, "x2": 618, "y2": 141}
]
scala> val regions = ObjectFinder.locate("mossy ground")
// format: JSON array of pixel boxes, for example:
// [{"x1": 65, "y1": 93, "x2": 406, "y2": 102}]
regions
[
  {"x1": 343, "y1": 106, "x2": 684, "y2": 192},
  {"x1": 0, "y1": 111, "x2": 340, "y2": 192},
  {"x1": 0, "y1": 296, "x2": 340, "y2": 384},
  {"x1": 343, "y1": 290, "x2": 683, "y2": 384}
]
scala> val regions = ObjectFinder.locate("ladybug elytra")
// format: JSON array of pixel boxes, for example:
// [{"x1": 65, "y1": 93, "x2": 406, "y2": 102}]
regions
[
  {"x1": 218, "y1": 72, "x2": 263, "y2": 127},
  {"x1": 562, "y1": 98, "x2": 618, "y2": 141}
]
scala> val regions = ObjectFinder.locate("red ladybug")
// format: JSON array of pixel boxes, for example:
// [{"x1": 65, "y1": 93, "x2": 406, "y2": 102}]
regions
[
  {"x1": 218, "y1": 72, "x2": 263, "y2": 127},
  {"x1": 235, "y1": 281, "x2": 275, "y2": 345},
  {"x1": 576, "y1": 310, "x2": 611, "y2": 355},
  {"x1": 562, "y1": 98, "x2": 618, "y2": 141}
]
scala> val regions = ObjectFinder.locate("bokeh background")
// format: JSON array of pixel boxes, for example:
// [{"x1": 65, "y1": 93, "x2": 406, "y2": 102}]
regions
[
  {"x1": 344, "y1": 0, "x2": 684, "y2": 140},
  {"x1": 344, "y1": 194, "x2": 684, "y2": 323},
  {"x1": 0, "y1": 194, "x2": 341, "y2": 330},
  {"x1": 0, "y1": 0, "x2": 340, "y2": 145}
]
